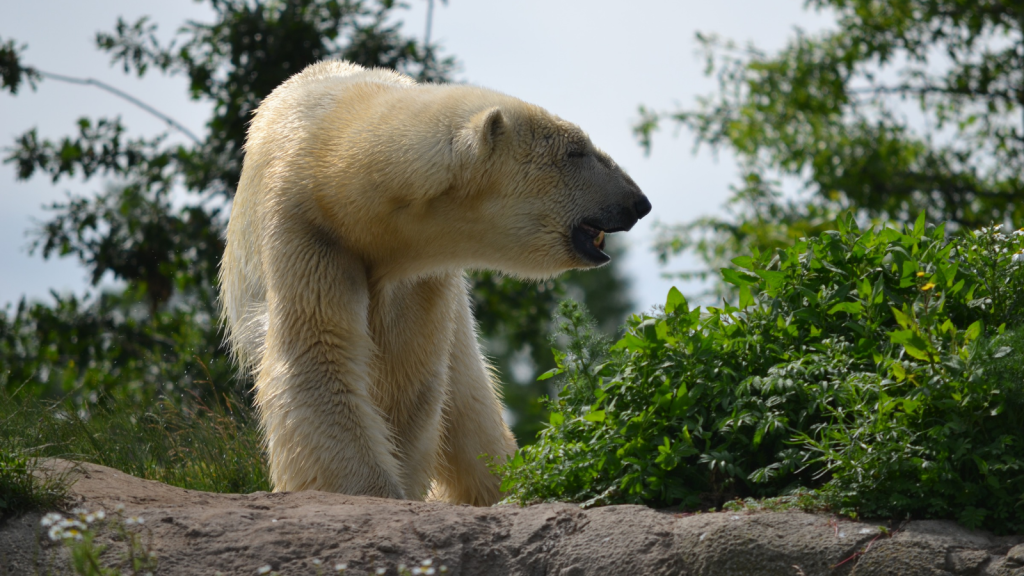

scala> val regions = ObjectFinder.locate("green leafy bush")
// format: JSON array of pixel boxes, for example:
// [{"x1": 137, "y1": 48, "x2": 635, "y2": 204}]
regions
[
  {"x1": 499, "y1": 214, "x2": 1024, "y2": 534},
  {"x1": 0, "y1": 290, "x2": 237, "y2": 407}
]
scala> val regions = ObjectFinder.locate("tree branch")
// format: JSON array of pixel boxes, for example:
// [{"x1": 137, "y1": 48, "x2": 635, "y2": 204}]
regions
[
  {"x1": 29, "y1": 68, "x2": 202, "y2": 145},
  {"x1": 849, "y1": 84, "x2": 1018, "y2": 103}
]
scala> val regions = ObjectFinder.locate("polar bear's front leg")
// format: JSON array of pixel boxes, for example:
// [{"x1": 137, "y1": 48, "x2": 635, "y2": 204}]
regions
[
  {"x1": 432, "y1": 281, "x2": 518, "y2": 506},
  {"x1": 256, "y1": 231, "x2": 405, "y2": 498}
]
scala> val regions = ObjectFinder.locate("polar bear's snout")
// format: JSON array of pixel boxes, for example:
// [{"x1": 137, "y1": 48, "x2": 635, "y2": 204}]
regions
[
  {"x1": 570, "y1": 188, "x2": 652, "y2": 266},
  {"x1": 565, "y1": 165, "x2": 651, "y2": 266}
]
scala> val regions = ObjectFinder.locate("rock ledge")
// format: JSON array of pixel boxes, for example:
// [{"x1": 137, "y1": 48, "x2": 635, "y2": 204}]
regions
[{"x1": 2, "y1": 461, "x2": 1022, "y2": 575}]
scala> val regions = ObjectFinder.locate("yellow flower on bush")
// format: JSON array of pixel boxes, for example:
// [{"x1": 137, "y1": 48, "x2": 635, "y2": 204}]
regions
[{"x1": 921, "y1": 282, "x2": 936, "y2": 291}]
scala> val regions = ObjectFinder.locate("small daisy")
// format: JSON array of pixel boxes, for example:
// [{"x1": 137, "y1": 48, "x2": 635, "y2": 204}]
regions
[
  {"x1": 257, "y1": 566, "x2": 272, "y2": 575},
  {"x1": 40, "y1": 512, "x2": 63, "y2": 527}
]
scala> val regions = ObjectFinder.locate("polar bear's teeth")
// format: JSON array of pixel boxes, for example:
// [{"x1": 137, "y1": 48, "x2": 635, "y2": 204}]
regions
[{"x1": 593, "y1": 230, "x2": 605, "y2": 248}]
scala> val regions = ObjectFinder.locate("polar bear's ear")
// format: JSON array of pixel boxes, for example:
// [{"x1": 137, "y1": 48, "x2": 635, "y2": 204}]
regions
[{"x1": 455, "y1": 107, "x2": 505, "y2": 161}]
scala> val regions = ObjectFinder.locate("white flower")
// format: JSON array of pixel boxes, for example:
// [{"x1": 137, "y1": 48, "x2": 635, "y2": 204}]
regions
[
  {"x1": 257, "y1": 566, "x2": 272, "y2": 575},
  {"x1": 71, "y1": 507, "x2": 87, "y2": 516},
  {"x1": 376, "y1": 568, "x2": 387, "y2": 575},
  {"x1": 94, "y1": 510, "x2": 106, "y2": 521},
  {"x1": 125, "y1": 516, "x2": 144, "y2": 526},
  {"x1": 40, "y1": 512, "x2": 63, "y2": 527},
  {"x1": 334, "y1": 564, "x2": 347, "y2": 572},
  {"x1": 439, "y1": 567, "x2": 448, "y2": 574},
  {"x1": 312, "y1": 559, "x2": 323, "y2": 566},
  {"x1": 425, "y1": 569, "x2": 435, "y2": 575},
  {"x1": 114, "y1": 503, "x2": 126, "y2": 512},
  {"x1": 398, "y1": 564, "x2": 406, "y2": 571},
  {"x1": 421, "y1": 560, "x2": 433, "y2": 567},
  {"x1": 57, "y1": 519, "x2": 86, "y2": 531}
]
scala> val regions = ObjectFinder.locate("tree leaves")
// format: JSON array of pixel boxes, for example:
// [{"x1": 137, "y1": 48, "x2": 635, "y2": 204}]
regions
[
  {"x1": 0, "y1": 37, "x2": 40, "y2": 95},
  {"x1": 641, "y1": 1, "x2": 1024, "y2": 289}
]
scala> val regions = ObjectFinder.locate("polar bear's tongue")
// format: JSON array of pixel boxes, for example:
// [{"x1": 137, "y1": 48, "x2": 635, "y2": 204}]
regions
[
  {"x1": 579, "y1": 223, "x2": 606, "y2": 250},
  {"x1": 572, "y1": 222, "x2": 611, "y2": 264}
]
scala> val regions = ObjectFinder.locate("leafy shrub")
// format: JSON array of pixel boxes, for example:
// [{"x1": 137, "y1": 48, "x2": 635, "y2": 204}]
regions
[
  {"x1": 499, "y1": 214, "x2": 1024, "y2": 534},
  {"x1": 0, "y1": 290, "x2": 238, "y2": 407}
]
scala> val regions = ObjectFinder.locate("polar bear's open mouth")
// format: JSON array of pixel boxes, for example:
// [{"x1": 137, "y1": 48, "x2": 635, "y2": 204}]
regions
[{"x1": 571, "y1": 222, "x2": 612, "y2": 265}]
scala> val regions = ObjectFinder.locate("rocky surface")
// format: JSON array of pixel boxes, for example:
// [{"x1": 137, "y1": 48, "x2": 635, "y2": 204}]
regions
[{"x1": 2, "y1": 460, "x2": 1023, "y2": 575}]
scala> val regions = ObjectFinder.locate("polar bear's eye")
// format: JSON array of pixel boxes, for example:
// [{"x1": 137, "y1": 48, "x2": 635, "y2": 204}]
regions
[{"x1": 566, "y1": 149, "x2": 588, "y2": 160}]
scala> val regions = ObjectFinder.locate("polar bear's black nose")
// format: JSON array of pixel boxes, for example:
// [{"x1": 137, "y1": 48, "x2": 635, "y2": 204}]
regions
[{"x1": 634, "y1": 196, "x2": 652, "y2": 219}]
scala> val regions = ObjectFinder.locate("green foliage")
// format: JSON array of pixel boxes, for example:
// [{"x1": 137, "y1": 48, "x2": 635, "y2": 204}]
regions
[
  {"x1": 474, "y1": 237, "x2": 633, "y2": 442},
  {"x1": 638, "y1": 1, "x2": 1024, "y2": 285},
  {"x1": 500, "y1": 215, "x2": 1024, "y2": 534},
  {"x1": 0, "y1": 291, "x2": 233, "y2": 406},
  {"x1": 0, "y1": 37, "x2": 39, "y2": 94},
  {"x1": 0, "y1": 390, "x2": 268, "y2": 494},
  {"x1": 6, "y1": 0, "x2": 449, "y2": 312}
]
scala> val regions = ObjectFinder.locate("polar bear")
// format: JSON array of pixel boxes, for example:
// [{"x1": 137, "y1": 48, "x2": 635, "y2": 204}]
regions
[{"x1": 219, "y1": 60, "x2": 650, "y2": 506}]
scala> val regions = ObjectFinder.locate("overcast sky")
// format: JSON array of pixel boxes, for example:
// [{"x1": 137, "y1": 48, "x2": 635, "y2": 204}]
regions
[{"x1": 0, "y1": 1, "x2": 834, "y2": 314}]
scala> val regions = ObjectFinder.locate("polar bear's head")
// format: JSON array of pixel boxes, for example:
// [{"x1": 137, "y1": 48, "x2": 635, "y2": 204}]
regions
[{"x1": 450, "y1": 103, "x2": 651, "y2": 279}]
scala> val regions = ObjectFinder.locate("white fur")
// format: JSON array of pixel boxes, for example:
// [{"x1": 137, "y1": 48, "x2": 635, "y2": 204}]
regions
[{"x1": 220, "y1": 60, "x2": 645, "y2": 505}]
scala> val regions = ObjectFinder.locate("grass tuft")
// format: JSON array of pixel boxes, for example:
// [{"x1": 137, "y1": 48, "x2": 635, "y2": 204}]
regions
[{"x1": 0, "y1": 389, "x2": 268, "y2": 499}]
